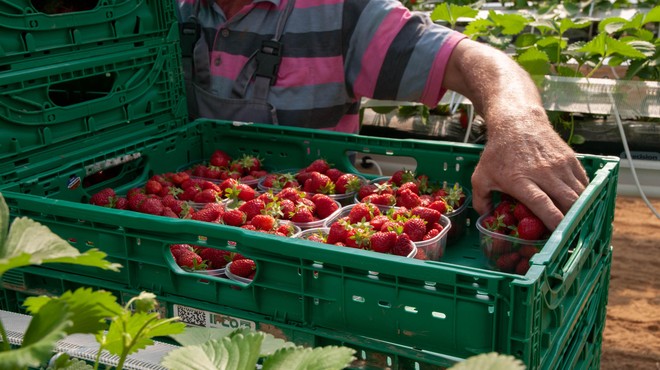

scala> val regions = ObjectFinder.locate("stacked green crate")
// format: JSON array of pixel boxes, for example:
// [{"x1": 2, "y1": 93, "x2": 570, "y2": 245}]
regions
[
  {"x1": 0, "y1": 120, "x2": 618, "y2": 369},
  {"x1": 0, "y1": 0, "x2": 187, "y2": 184}
]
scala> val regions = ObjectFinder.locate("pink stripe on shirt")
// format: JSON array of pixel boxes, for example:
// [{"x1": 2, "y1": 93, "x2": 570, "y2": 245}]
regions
[
  {"x1": 353, "y1": 7, "x2": 410, "y2": 98},
  {"x1": 278, "y1": 56, "x2": 345, "y2": 86},
  {"x1": 210, "y1": 52, "x2": 250, "y2": 79},
  {"x1": 297, "y1": 0, "x2": 344, "y2": 7},
  {"x1": 420, "y1": 33, "x2": 467, "y2": 106}
]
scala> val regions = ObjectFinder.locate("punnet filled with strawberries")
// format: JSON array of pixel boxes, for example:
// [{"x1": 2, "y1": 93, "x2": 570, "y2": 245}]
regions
[{"x1": 0, "y1": 119, "x2": 619, "y2": 369}]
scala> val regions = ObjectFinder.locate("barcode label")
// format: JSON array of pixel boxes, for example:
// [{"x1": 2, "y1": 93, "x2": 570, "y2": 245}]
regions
[
  {"x1": 173, "y1": 305, "x2": 207, "y2": 327},
  {"x1": 172, "y1": 305, "x2": 256, "y2": 330}
]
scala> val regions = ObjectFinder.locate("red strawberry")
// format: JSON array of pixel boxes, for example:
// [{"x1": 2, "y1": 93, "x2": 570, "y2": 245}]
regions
[
  {"x1": 198, "y1": 247, "x2": 232, "y2": 269},
  {"x1": 306, "y1": 232, "x2": 327, "y2": 243},
  {"x1": 396, "y1": 182, "x2": 419, "y2": 196},
  {"x1": 403, "y1": 217, "x2": 427, "y2": 242},
  {"x1": 427, "y1": 200, "x2": 448, "y2": 214},
  {"x1": 334, "y1": 173, "x2": 362, "y2": 194},
  {"x1": 390, "y1": 170, "x2": 415, "y2": 186},
  {"x1": 210, "y1": 150, "x2": 232, "y2": 167},
  {"x1": 311, "y1": 194, "x2": 339, "y2": 219},
  {"x1": 238, "y1": 198, "x2": 266, "y2": 221},
  {"x1": 235, "y1": 183, "x2": 257, "y2": 201},
  {"x1": 392, "y1": 234, "x2": 414, "y2": 256},
  {"x1": 515, "y1": 258, "x2": 531, "y2": 275},
  {"x1": 517, "y1": 216, "x2": 547, "y2": 241},
  {"x1": 414, "y1": 248, "x2": 428, "y2": 260},
  {"x1": 494, "y1": 200, "x2": 515, "y2": 217},
  {"x1": 303, "y1": 172, "x2": 334, "y2": 194},
  {"x1": 170, "y1": 171, "x2": 190, "y2": 186},
  {"x1": 496, "y1": 252, "x2": 521, "y2": 272},
  {"x1": 162, "y1": 207, "x2": 179, "y2": 218},
  {"x1": 396, "y1": 188, "x2": 421, "y2": 209},
  {"x1": 348, "y1": 203, "x2": 380, "y2": 224},
  {"x1": 144, "y1": 180, "x2": 163, "y2": 195},
  {"x1": 170, "y1": 244, "x2": 193, "y2": 259},
  {"x1": 89, "y1": 188, "x2": 116, "y2": 207},
  {"x1": 115, "y1": 197, "x2": 128, "y2": 210},
  {"x1": 278, "y1": 187, "x2": 304, "y2": 202},
  {"x1": 139, "y1": 197, "x2": 164, "y2": 216},
  {"x1": 193, "y1": 188, "x2": 221, "y2": 204},
  {"x1": 325, "y1": 168, "x2": 344, "y2": 183},
  {"x1": 423, "y1": 228, "x2": 441, "y2": 241},
  {"x1": 222, "y1": 209, "x2": 246, "y2": 226},
  {"x1": 519, "y1": 245, "x2": 540, "y2": 259},
  {"x1": 290, "y1": 206, "x2": 315, "y2": 223},
  {"x1": 230, "y1": 258, "x2": 256, "y2": 278},
  {"x1": 326, "y1": 219, "x2": 350, "y2": 244},
  {"x1": 176, "y1": 250, "x2": 204, "y2": 269},
  {"x1": 357, "y1": 184, "x2": 378, "y2": 201},
  {"x1": 369, "y1": 214, "x2": 390, "y2": 231},
  {"x1": 305, "y1": 159, "x2": 330, "y2": 174},
  {"x1": 192, "y1": 207, "x2": 223, "y2": 223},
  {"x1": 411, "y1": 206, "x2": 441, "y2": 227},
  {"x1": 370, "y1": 231, "x2": 397, "y2": 253},
  {"x1": 276, "y1": 222, "x2": 296, "y2": 236},
  {"x1": 513, "y1": 202, "x2": 535, "y2": 222},
  {"x1": 251, "y1": 214, "x2": 277, "y2": 231}
]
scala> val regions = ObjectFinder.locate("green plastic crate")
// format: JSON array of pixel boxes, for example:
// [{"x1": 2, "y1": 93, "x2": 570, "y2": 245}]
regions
[
  {"x1": 0, "y1": 119, "x2": 619, "y2": 369},
  {"x1": 0, "y1": 42, "x2": 187, "y2": 182},
  {"x1": 0, "y1": 0, "x2": 177, "y2": 70},
  {"x1": 0, "y1": 250, "x2": 611, "y2": 370}
]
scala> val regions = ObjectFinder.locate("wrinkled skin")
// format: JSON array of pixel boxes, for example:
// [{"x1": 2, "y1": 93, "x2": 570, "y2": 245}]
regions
[{"x1": 443, "y1": 39, "x2": 590, "y2": 230}]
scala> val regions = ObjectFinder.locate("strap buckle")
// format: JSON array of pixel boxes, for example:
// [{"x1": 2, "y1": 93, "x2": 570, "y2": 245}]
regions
[
  {"x1": 255, "y1": 40, "x2": 283, "y2": 85},
  {"x1": 180, "y1": 21, "x2": 201, "y2": 58}
]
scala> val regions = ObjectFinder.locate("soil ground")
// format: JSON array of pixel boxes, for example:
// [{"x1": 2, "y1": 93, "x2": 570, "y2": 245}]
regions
[{"x1": 600, "y1": 196, "x2": 660, "y2": 370}]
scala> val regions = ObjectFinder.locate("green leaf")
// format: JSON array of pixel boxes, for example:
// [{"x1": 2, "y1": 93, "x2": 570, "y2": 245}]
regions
[
  {"x1": 170, "y1": 326, "x2": 238, "y2": 347},
  {"x1": 577, "y1": 33, "x2": 647, "y2": 59},
  {"x1": 489, "y1": 12, "x2": 530, "y2": 35},
  {"x1": 430, "y1": 4, "x2": 478, "y2": 26},
  {"x1": 100, "y1": 312, "x2": 186, "y2": 356},
  {"x1": 0, "y1": 215, "x2": 121, "y2": 276},
  {"x1": 0, "y1": 300, "x2": 72, "y2": 369},
  {"x1": 48, "y1": 353, "x2": 95, "y2": 370},
  {"x1": 513, "y1": 33, "x2": 540, "y2": 48},
  {"x1": 463, "y1": 19, "x2": 493, "y2": 37},
  {"x1": 516, "y1": 47, "x2": 551, "y2": 78},
  {"x1": 162, "y1": 333, "x2": 264, "y2": 370},
  {"x1": 447, "y1": 352, "x2": 526, "y2": 370},
  {"x1": 528, "y1": 19, "x2": 557, "y2": 35},
  {"x1": 642, "y1": 5, "x2": 660, "y2": 24},
  {"x1": 24, "y1": 287, "x2": 122, "y2": 335},
  {"x1": 571, "y1": 134, "x2": 586, "y2": 145},
  {"x1": 261, "y1": 345, "x2": 356, "y2": 370},
  {"x1": 558, "y1": 18, "x2": 591, "y2": 35}
]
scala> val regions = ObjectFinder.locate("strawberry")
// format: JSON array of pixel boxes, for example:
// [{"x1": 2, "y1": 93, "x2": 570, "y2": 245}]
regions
[
  {"x1": 235, "y1": 183, "x2": 257, "y2": 201},
  {"x1": 515, "y1": 258, "x2": 531, "y2": 275},
  {"x1": 519, "y1": 245, "x2": 540, "y2": 259},
  {"x1": 334, "y1": 173, "x2": 362, "y2": 194},
  {"x1": 423, "y1": 228, "x2": 441, "y2": 241},
  {"x1": 278, "y1": 187, "x2": 304, "y2": 202},
  {"x1": 411, "y1": 206, "x2": 441, "y2": 227},
  {"x1": 513, "y1": 202, "x2": 535, "y2": 222},
  {"x1": 325, "y1": 168, "x2": 344, "y2": 183},
  {"x1": 396, "y1": 182, "x2": 419, "y2": 196},
  {"x1": 162, "y1": 207, "x2": 179, "y2": 218},
  {"x1": 369, "y1": 214, "x2": 390, "y2": 231},
  {"x1": 348, "y1": 203, "x2": 380, "y2": 224},
  {"x1": 89, "y1": 188, "x2": 116, "y2": 207},
  {"x1": 390, "y1": 170, "x2": 415, "y2": 186},
  {"x1": 198, "y1": 247, "x2": 232, "y2": 269},
  {"x1": 144, "y1": 180, "x2": 163, "y2": 195},
  {"x1": 239, "y1": 155, "x2": 262, "y2": 174},
  {"x1": 115, "y1": 197, "x2": 128, "y2": 210},
  {"x1": 303, "y1": 172, "x2": 335, "y2": 194},
  {"x1": 370, "y1": 231, "x2": 397, "y2": 253},
  {"x1": 403, "y1": 217, "x2": 427, "y2": 242},
  {"x1": 238, "y1": 198, "x2": 266, "y2": 221},
  {"x1": 278, "y1": 199, "x2": 296, "y2": 219},
  {"x1": 176, "y1": 250, "x2": 204, "y2": 269},
  {"x1": 193, "y1": 188, "x2": 221, "y2": 204},
  {"x1": 427, "y1": 199, "x2": 448, "y2": 214},
  {"x1": 517, "y1": 216, "x2": 547, "y2": 241},
  {"x1": 494, "y1": 200, "x2": 515, "y2": 217},
  {"x1": 170, "y1": 244, "x2": 194, "y2": 259},
  {"x1": 326, "y1": 219, "x2": 350, "y2": 244},
  {"x1": 170, "y1": 171, "x2": 190, "y2": 186},
  {"x1": 311, "y1": 193, "x2": 339, "y2": 219},
  {"x1": 392, "y1": 234, "x2": 414, "y2": 256},
  {"x1": 396, "y1": 188, "x2": 421, "y2": 209},
  {"x1": 127, "y1": 193, "x2": 147, "y2": 211},
  {"x1": 305, "y1": 159, "x2": 330, "y2": 174},
  {"x1": 230, "y1": 258, "x2": 256, "y2": 278},
  {"x1": 306, "y1": 232, "x2": 327, "y2": 243},
  {"x1": 276, "y1": 222, "x2": 296, "y2": 236},
  {"x1": 251, "y1": 214, "x2": 277, "y2": 231},
  {"x1": 210, "y1": 150, "x2": 232, "y2": 167},
  {"x1": 414, "y1": 248, "x2": 428, "y2": 260},
  {"x1": 192, "y1": 207, "x2": 223, "y2": 223},
  {"x1": 139, "y1": 197, "x2": 164, "y2": 216},
  {"x1": 496, "y1": 252, "x2": 521, "y2": 272},
  {"x1": 222, "y1": 209, "x2": 246, "y2": 226},
  {"x1": 290, "y1": 205, "x2": 315, "y2": 223},
  {"x1": 357, "y1": 184, "x2": 378, "y2": 201}
]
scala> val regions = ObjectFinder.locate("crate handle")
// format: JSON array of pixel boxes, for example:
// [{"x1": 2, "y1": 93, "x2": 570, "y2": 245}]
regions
[{"x1": 543, "y1": 188, "x2": 607, "y2": 309}]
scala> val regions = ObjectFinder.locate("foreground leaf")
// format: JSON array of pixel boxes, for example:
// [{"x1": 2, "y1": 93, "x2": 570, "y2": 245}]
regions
[
  {"x1": 0, "y1": 300, "x2": 72, "y2": 368},
  {"x1": 24, "y1": 288, "x2": 122, "y2": 335},
  {"x1": 100, "y1": 312, "x2": 186, "y2": 356},
  {"x1": 261, "y1": 345, "x2": 356, "y2": 370},
  {"x1": 448, "y1": 352, "x2": 526, "y2": 370},
  {"x1": 162, "y1": 333, "x2": 264, "y2": 370}
]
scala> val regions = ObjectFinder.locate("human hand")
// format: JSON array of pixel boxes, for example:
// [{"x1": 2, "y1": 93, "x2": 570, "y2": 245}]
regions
[{"x1": 470, "y1": 113, "x2": 590, "y2": 231}]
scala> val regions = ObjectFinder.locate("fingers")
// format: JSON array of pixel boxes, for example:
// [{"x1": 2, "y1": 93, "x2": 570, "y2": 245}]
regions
[
  {"x1": 506, "y1": 181, "x2": 565, "y2": 231},
  {"x1": 471, "y1": 171, "x2": 495, "y2": 216}
]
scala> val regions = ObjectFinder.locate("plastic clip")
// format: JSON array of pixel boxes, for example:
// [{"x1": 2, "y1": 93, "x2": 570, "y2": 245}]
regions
[{"x1": 255, "y1": 40, "x2": 283, "y2": 85}]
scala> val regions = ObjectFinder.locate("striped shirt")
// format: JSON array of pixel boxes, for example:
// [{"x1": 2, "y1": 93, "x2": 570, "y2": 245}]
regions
[{"x1": 176, "y1": 0, "x2": 465, "y2": 133}]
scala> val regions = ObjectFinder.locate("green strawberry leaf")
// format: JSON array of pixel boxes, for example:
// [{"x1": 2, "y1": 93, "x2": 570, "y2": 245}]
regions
[
  {"x1": 24, "y1": 287, "x2": 122, "y2": 335},
  {"x1": 0, "y1": 207, "x2": 121, "y2": 276},
  {"x1": 0, "y1": 193, "x2": 8, "y2": 255},
  {"x1": 517, "y1": 47, "x2": 551, "y2": 77},
  {"x1": 170, "y1": 326, "x2": 238, "y2": 346},
  {"x1": 0, "y1": 299, "x2": 72, "y2": 368},
  {"x1": 463, "y1": 18, "x2": 493, "y2": 37},
  {"x1": 261, "y1": 345, "x2": 356, "y2": 370},
  {"x1": 558, "y1": 17, "x2": 591, "y2": 35},
  {"x1": 430, "y1": 4, "x2": 478, "y2": 28},
  {"x1": 488, "y1": 12, "x2": 530, "y2": 35},
  {"x1": 577, "y1": 33, "x2": 647, "y2": 60},
  {"x1": 447, "y1": 352, "x2": 526, "y2": 370},
  {"x1": 642, "y1": 5, "x2": 660, "y2": 25},
  {"x1": 162, "y1": 332, "x2": 264, "y2": 370},
  {"x1": 100, "y1": 312, "x2": 186, "y2": 356}
]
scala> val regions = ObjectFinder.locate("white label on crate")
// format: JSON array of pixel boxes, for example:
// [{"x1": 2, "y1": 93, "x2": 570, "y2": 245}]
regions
[
  {"x1": 172, "y1": 304, "x2": 256, "y2": 330},
  {"x1": 209, "y1": 313, "x2": 256, "y2": 331}
]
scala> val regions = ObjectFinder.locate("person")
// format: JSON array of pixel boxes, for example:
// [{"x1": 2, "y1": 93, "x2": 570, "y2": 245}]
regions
[{"x1": 175, "y1": 0, "x2": 590, "y2": 231}]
